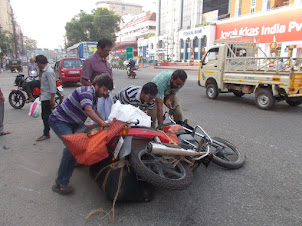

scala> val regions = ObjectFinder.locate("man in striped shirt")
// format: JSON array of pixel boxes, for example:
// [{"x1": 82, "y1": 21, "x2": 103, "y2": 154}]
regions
[
  {"x1": 113, "y1": 82, "x2": 158, "y2": 114},
  {"x1": 151, "y1": 69, "x2": 187, "y2": 127},
  {"x1": 49, "y1": 75, "x2": 113, "y2": 195}
]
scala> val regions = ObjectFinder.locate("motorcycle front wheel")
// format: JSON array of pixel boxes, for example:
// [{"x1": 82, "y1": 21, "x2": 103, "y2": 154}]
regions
[
  {"x1": 211, "y1": 137, "x2": 245, "y2": 169},
  {"x1": 9, "y1": 91, "x2": 26, "y2": 109},
  {"x1": 130, "y1": 140, "x2": 193, "y2": 190}
]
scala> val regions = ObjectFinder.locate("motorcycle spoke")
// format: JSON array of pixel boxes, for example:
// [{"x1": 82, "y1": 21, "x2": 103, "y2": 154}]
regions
[
  {"x1": 214, "y1": 147, "x2": 236, "y2": 162},
  {"x1": 164, "y1": 167, "x2": 183, "y2": 178}
]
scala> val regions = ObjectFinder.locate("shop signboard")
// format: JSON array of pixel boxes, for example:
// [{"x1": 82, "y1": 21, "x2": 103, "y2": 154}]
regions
[{"x1": 216, "y1": 8, "x2": 302, "y2": 43}]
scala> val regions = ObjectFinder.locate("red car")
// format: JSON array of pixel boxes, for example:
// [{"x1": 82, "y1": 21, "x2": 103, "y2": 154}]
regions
[{"x1": 54, "y1": 58, "x2": 83, "y2": 84}]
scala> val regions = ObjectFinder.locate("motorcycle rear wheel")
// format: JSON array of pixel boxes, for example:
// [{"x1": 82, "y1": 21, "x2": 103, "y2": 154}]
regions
[
  {"x1": 211, "y1": 137, "x2": 245, "y2": 169},
  {"x1": 130, "y1": 140, "x2": 193, "y2": 190},
  {"x1": 9, "y1": 91, "x2": 26, "y2": 109},
  {"x1": 55, "y1": 91, "x2": 64, "y2": 106}
]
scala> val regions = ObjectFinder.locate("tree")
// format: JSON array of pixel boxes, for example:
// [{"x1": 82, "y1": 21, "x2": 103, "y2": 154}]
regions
[
  {"x1": 24, "y1": 37, "x2": 37, "y2": 51},
  {"x1": 65, "y1": 8, "x2": 120, "y2": 48},
  {"x1": 0, "y1": 31, "x2": 13, "y2": 58}
]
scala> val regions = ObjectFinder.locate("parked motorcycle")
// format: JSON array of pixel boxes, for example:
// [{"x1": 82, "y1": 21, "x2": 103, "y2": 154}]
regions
[
  {"x1": 127, "y1": 67, "x2": 136, "y2": 79},
  {"x1": 9, "y1": 74, "x2": 64, "y2": 109},
  {"x1": 90, "y1": 110, "x2": 245, "y2": 190}
]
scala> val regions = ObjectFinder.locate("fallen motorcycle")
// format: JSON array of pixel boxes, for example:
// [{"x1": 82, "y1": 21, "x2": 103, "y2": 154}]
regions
[
  {"x1": 8, "y1": 74, "x2": 64, "y2": 109},
  {"x1": 90, "y1": 110, "x2": 245, "y2": 191}
]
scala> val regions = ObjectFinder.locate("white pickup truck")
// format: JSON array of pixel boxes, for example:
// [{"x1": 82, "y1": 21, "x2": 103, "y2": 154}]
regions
[{"x1": 198, "y1": 36, "x2": 302, "y2": 110}]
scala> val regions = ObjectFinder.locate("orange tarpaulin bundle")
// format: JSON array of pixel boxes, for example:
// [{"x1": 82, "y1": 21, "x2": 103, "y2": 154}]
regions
[{"x1": 62, "y1": 118, "x2": 127, "y2": 166}]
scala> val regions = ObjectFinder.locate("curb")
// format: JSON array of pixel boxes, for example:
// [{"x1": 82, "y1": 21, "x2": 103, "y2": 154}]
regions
[{"x1": 154, "y1": 66, "x2": 199, "y2": 71}]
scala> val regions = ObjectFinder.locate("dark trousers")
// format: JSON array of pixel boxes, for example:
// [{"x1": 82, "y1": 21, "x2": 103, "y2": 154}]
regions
[
  {"x1": 41, "y1": 100, "x2": 52, "y2": 136},
  {"x1": 26, "y1": 80, "x2": 40, "y2": 95}
]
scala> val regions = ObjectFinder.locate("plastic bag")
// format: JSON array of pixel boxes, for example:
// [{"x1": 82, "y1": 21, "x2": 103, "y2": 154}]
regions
[
  {"x1": 28, "y1": 98, "x2": 41, "y2": 118},
  {"x1": 108, "y1": 100, "x2": 151, "y2": 127}
]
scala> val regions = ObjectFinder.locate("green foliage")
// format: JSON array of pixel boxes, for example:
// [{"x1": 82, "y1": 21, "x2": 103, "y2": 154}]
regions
[
  {"x1": 0, "y1": 31, "x2": 13, "y2": 57},
  {"x1": 24, "y1": 38, "x2": 37, "y2": 51},
  {"x1": 65, "y1": 8, "x2": 121, "y2": 48}
]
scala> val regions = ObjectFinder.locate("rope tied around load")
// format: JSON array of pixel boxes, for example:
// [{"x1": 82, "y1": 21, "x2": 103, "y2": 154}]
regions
[{"x1": 85, "y1": 160, "x2": 130, "y2": 223}]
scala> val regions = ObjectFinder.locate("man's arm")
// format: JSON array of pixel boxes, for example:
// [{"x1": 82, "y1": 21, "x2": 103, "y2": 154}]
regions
[
  {"x1": 156, "y1": 98, "x2": 165, "y2": 126},
  {"x1": 50, "y1": 93, "x2": 56, "y2": 107},
  {"x1": 164, "y1": 93, "x2": 176, "y2": 109},
  {"x1": 80, "y1": 58, "x2": 93, "y2": 86},
  {"x1": 84, "y1": 105, "x2": 109, "y2": 127},
  {"x1": 80, "y1": 78, "x2": 92, "y2": 86},
  {"x1": 0, "y1": 88, "x2": 4, "y2": 103}
]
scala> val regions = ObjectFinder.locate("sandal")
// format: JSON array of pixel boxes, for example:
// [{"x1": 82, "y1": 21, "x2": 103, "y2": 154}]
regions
[
  {"x1": 0, "y1": 131, "x2": 10, "y2": 136},
  {"x1": 52, "y1": 184, "x2": 73, "y2": 195}
]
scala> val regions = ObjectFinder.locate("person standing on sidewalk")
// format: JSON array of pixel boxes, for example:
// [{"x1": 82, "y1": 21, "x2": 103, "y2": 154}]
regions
[
  {"x1": 150, "y1": 69, "x2": 187, "y2": 128},
  {"x1": 80, "y1": 38, "x2": 113, "y2": 121},
  {"x1": 49, "y1": 75, "x2": 113, "y2": 194},
  {"x1": 35, "y1": 55, "x2": 56, "y2": 141},
  {"x1": 0, "y1": 88, "x2": 10, "y2": 136}
]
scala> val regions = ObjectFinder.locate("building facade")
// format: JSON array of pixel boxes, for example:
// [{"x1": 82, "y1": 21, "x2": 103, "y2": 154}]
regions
[
  {"x1": 95, "y1": 0, "x2": 143, "y2": 16},
  {"x1": 154, "y1": 0, "x2": 229, "y2": 62},
  {"x1": 0, "y1": 0, "x2": 13, "y2": 34},
  {"x1": 113, "y1": 11, "x2": 156, "y2": 60}
]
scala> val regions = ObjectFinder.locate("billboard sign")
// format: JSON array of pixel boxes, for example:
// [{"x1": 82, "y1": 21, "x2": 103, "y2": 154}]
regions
[{"x1": 216, "y1": 8, "x2": 302, "y2": 43}]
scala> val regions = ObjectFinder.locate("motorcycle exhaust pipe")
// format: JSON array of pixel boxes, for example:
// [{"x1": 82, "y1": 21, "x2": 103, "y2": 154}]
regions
[{"x1": 147, "y1": 142, "x2": 203, "y2": 157}]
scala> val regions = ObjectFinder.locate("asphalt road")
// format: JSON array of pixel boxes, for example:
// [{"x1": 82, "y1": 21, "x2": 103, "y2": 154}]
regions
[{"x1": 0, "y1": 67, "x2": 301, "y2": 225}]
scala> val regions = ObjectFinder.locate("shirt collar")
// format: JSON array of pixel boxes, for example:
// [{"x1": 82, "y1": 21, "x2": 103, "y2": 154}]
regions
[
  {"x1": 41, "y1": 64, "x2": 49, "y2": 72},
  {"x1": 94, "y1": 52, "x2": 107, "y2": 62}
]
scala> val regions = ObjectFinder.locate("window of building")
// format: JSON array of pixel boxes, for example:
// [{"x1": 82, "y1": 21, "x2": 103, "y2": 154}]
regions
[
  {"x1": 180, "y1": 39, "x2": 184, "y2": 49},
  {"x1": 273, "y1": 0, "x2": 289, "y2": 8},
  {"x1": 203, "y1": 35, "x2": 207, "y2": 48},
  {"x1": 235, "y1": 0, "x2": 242, "y2": 17},
  {"x1": 251, "y1": 0, "x2": 256, "y2": 14},
  {"x1": 262, "y1": 0, "x2": 271, "y2": 11},
  {"x1": 193, "y1": 37, "x2": 198, "y2": 48},
  {"x1": 158, "y1": 40, "x2": 163, "y2": 48}
]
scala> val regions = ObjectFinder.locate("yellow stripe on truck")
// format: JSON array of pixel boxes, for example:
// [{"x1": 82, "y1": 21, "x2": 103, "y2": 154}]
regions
[{"x1": 204, "y1": 71, "x2": 214, "y2": 73}]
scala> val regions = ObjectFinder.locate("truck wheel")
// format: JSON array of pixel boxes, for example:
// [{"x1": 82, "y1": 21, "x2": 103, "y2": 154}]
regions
[
  {"x1": 233, "y1": 90, "x2": 245, "y2": 97},
  {"x1": 206, "y1": 83, "x2": 219, "y2": 99},
  {"x1": 255, "y1": 88, "x2": 275, "y2": 110},
  {"x1": 286, "y1": 99, "x2": 302, "y2": 106}
]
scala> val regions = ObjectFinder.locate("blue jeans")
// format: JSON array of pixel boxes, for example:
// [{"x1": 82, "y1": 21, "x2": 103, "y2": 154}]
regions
[{"x1": 49, "y1": 119, "x2": 83, "y2": 185}]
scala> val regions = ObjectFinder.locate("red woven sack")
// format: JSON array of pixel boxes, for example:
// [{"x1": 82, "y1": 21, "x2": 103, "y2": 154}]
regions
[{"x1": 62, "y1": 118, "x2": 127, "y2": 166}]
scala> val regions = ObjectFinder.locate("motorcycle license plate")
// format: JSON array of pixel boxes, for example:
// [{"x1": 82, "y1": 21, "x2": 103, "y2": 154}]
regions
[
  {"x1": 70, "y1": 70, "x2": 79, "y2": 74},
  {"x1": 57, "y1": 86, "x2": 63, "y2": 91},
  {"x1": 114, "y1": 137, "x2": 124, "y2": 159}
]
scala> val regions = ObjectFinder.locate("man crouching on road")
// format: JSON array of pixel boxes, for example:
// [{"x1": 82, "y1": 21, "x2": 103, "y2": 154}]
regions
[
  {"x1": 49, "y1": 74, "x2": 113, "y2": 195},
  {"x1": 150, "y1": 69, "x2": 187, "y2": 128},
  {"x1": 113, "y1": 82, "x2": 158, "y2": 115}
]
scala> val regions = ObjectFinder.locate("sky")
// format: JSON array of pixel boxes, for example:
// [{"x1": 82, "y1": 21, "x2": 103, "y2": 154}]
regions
[{"x1": 9, "y1": 0, "x2": 156, "y2": 49}]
